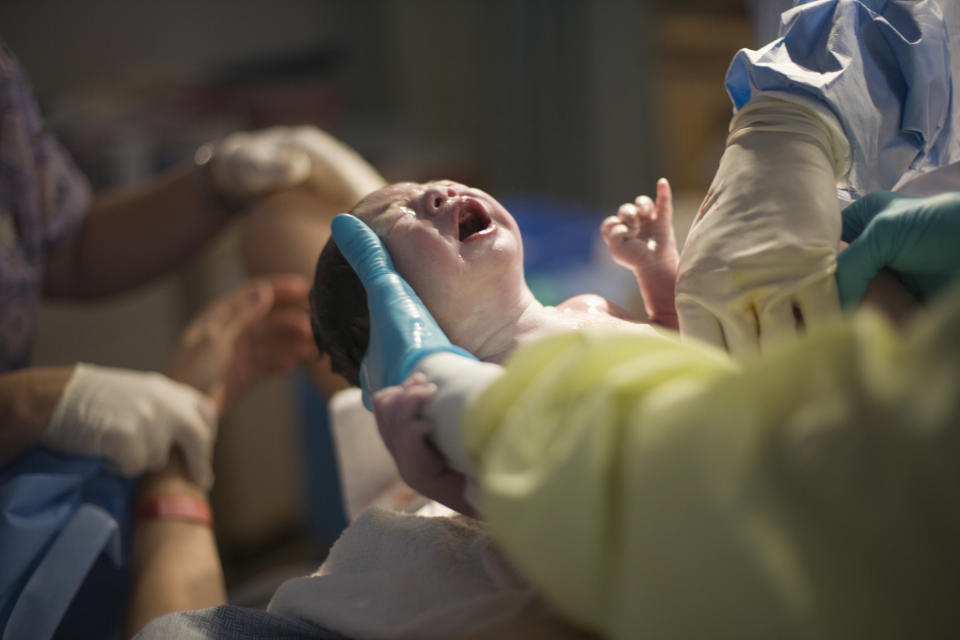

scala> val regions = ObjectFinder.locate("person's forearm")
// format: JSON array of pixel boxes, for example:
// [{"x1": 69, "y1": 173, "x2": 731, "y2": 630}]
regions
[
  {"x1": 0, "y1": 366, "x2": 73, "y2": 467},
  {"x1": 43, "y1": 164, "x2": 228, "y2": 299},
  {"x1": 125, "y1": 455, "x2": 225, "y2": 637}
]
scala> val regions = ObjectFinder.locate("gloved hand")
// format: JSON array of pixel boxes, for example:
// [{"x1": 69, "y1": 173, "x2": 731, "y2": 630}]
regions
[
  {"x1": 836, "y1": 191, "x2": 960, "y2": 307},
  {"x1": 208, "y1": 126, "x2": 384, "y2": 206},
  {"x1": 42, "y1": 364, "x2": 218, "y2": 488},
  {"x1": 330, "y1": 213, "x2": 476, "y2": 409},
  {"x1": 676, "y1": 93, "x2": 851, "y2": 357}
]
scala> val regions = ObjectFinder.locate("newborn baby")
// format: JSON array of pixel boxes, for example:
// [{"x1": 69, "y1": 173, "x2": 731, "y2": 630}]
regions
[
  {"x1": 310, "y1": 178, "x2": 681, "y2": 387},
  {"x1": 310, "y1": 178, "x2": 924, "y2": 515}
]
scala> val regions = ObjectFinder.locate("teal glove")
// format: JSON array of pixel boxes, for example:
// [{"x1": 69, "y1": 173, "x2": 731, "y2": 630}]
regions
[
  {"x1": 330, "y1": 214, "x2": 476, "y2": 408},
  {"x1": 836, "y1": 191, "x2": 960, "y2": 308}
]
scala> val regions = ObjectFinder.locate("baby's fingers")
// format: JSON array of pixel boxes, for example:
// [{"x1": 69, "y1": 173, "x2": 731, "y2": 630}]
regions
[
  {"x1": 633, "y1": 195, "x2": 656, "y2": 222},
  {"x1": 618, "y1": 202, "x2": 641, "y2": 229},
  {"x1": 601, "y1": 217, "x2": 632, "y2": 246},
  {"x1": 601, "y1": 215, "x2": 626, "y2": 242}
]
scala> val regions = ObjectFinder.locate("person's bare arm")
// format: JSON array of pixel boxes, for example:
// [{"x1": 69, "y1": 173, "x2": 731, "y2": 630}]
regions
[
  {"x1": 43, "y1": 165, "x2": 229, "y2": 299},
  {"x1": 0, "y1": 367, "x2": 74, "y2": 467},
  {"x1": 125, "y1": 451, "x2": 225, "y2": 638},
  {"x1": 41, "y1": 123, "x2": 387, "y2": 300}
]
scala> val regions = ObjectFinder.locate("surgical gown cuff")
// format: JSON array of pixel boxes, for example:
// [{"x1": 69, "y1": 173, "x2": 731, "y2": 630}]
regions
[
  {"x1": 732, "y1": 91, "x2": 852, "y2": 178},
  {"x1": 411, "y1": 352, "x2": 505, "y2": 477}
]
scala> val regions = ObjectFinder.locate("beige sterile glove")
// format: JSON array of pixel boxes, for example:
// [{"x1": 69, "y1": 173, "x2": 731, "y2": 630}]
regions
[
  {"x1": 676, "y1": 93, "x2": 851, "y2": 358},
  {"x1": 207, "y1": 126, "x2": 384, "y2": 206},
  {"x1": 42, "y1": 364, "x2": 218, "y2": 488}
]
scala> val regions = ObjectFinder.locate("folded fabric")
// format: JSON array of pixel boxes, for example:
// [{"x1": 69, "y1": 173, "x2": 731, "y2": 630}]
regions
[
  {"x1": 268, "y1": 507, "x2": 540, "y2": 640},
  {"x1": 0, "y1": 449, "x2": 135, "y2": 640},
  {"x1": 726, "y1": 0, "x2": 960, "y2": 200}
]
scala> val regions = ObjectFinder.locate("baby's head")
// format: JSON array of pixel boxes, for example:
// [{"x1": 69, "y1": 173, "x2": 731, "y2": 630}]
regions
[{"x1": 310, "y1": 180, "x2": 525, "y2": 385}]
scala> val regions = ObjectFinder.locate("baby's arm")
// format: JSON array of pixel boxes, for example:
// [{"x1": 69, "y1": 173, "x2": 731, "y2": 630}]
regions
[{"x1": 601, "y1": 178, "x2": 679, "y2": 330}]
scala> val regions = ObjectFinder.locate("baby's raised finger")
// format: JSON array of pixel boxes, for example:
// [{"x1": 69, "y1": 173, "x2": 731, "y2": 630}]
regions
[{"x1": 655, "y1": 178, "x2": 674, "y2": 219}]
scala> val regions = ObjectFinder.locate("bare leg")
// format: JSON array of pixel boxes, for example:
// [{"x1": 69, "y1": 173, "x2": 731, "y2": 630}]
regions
[
  {"x1": 240, "y1": 188, "x2": 352, "y2": 396},
  {"x1": 240, "y1": 140, "x2": 387, "y2": 396},
  {"x1": 601, "y1": 178, "x2": 680, "y2": 330}
]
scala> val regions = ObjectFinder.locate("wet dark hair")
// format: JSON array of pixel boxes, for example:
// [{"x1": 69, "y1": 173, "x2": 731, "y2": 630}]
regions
[{"x1": 309, "y1": 237, "x2": 369, "y2": 387}]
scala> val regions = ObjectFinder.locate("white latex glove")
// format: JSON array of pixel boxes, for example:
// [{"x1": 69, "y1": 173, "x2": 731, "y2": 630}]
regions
[
  {"x1": 209, "y1": 126, "x2": 384, "y2": 204},
  {"x1": 412, "y1": 352, "x2": 505, "y2": 477},
  {"x1": 42, "y1": 364, "x2": 218, "y2": 489},
  {"x1": 676, "y1": 93, "x2": 850, "y2": 357}
]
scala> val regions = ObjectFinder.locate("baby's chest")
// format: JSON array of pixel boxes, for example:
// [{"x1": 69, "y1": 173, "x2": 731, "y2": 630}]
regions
[{"x1": 551, "y1": 297, "x2": 652, "y2": 332}]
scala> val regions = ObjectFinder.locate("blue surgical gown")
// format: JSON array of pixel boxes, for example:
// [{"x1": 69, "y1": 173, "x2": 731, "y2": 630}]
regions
[{"x1": 727, "y1": 0, "x2": 960, "y2": 199}]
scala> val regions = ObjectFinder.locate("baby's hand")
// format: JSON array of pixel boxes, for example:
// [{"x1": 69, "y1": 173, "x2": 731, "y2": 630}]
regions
[
  {"x1": 601, "y1": 178, "x2": 680, "y2": 329},
  {"x1": 601, "y1": 178, "x2": 678, "y2": 272},
  {"x1": 372, "y1": 374, "x2": 475, "y2": 515}
]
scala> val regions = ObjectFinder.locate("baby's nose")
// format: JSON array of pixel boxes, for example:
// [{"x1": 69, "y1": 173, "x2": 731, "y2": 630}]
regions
[{"x1": 424, "y1": 184, "x2": 460, "y2": 215}]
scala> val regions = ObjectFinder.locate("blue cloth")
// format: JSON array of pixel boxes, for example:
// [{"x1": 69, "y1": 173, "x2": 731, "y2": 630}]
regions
[
  {"x1": 136, "y1": 606, "x2": 347, "y2": 640},
  {"x1": 0, "y1": 449, "x2": 135, "y2": 640},
  {"x1": 726, "y1": 0, "x2": 960, "y2": 199}
]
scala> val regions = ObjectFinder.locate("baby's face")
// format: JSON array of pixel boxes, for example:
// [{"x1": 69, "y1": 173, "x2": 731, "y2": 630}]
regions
[{"x1": 352, "y1": 180, "x2": 524, "y2": 325}]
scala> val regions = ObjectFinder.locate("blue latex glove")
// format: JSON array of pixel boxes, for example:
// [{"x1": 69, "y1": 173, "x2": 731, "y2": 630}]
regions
[
  {"x1": 330, "y1": 214, "x2": 476, "y2": 408},
  {"x1": 836, "y1": 191, "x2": 960, "y2": 308}
]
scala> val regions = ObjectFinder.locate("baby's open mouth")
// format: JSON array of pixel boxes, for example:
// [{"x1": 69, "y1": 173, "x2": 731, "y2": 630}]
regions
[{"x1": 457, "y1": 199, "x2": 492, "y2": 241}]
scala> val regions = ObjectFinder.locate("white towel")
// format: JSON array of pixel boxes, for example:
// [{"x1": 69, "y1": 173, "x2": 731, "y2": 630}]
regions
[{"x1": 268, "y1": 507, "x2": 540, "y2": 639}]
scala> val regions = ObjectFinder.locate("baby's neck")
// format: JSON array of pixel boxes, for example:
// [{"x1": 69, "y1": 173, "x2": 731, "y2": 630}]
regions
[{"x1": 471, "y1": 298, "x2": 553, "y2": 364}]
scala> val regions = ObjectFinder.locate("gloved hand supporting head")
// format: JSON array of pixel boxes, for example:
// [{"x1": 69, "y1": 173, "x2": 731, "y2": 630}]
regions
[{"x1": 330, "y1": 214, "x2": 476, "y2": 408}]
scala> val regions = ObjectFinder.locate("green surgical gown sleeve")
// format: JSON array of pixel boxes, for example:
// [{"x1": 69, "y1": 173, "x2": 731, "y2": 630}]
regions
[{"x1": 464, "y1": 286, "x2": 960, "y2": 639}]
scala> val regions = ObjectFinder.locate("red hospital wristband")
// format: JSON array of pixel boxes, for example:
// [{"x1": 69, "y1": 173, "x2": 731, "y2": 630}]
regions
[{"x1": 134, "y1": 495, "x2": 213, "y2": 526}]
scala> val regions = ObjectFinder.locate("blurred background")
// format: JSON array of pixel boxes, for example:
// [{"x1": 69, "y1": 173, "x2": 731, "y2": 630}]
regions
[{"x1": 2, "y1": 0, "x2": 762, "y2": 603}]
